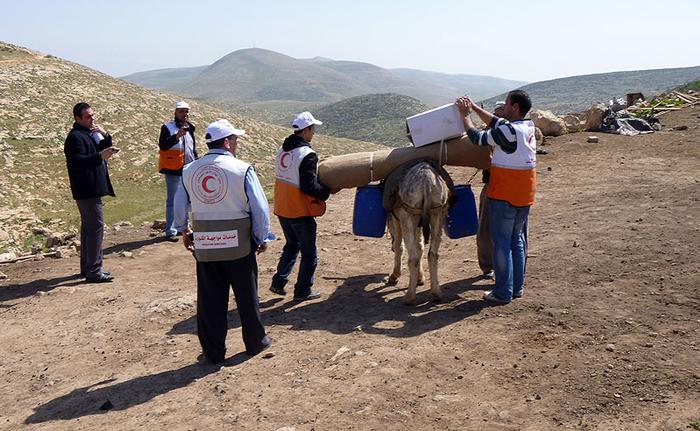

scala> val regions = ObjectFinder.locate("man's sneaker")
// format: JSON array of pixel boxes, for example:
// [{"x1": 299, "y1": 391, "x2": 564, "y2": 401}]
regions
[
  {"x1": 293, "y1": 290, "x2": 321, "y2": 302},
  {"x1": 512, "y1": 290, "x2": 523, "y2": 299},
  {"x1": 483, "y1": 270, "x2": 495, "y2": 280},
  {"x1": 483, "y1": 290, "x2": 510, "y2": 305},
  {"x1": 165, "y1": 235, "x2": 179, "y2": 242},
  {"x1": 269, "y1": 285, "x2": 287, "y2": 296}
]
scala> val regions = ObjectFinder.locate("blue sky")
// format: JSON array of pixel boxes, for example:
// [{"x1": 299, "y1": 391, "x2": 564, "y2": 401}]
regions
[{"x1": 1, "y1": 0, "x2": 699, "y2": 82}]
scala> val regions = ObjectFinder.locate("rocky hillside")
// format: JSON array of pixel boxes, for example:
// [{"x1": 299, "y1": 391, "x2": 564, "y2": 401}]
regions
[
  {"x1": 314, "y1": 93, "x2": 430, "y2": 147},
  {"x1": 481, "y1": 66, "x2": 700, "y2": 114},
  {"x1": 0, "y1": 42, "x2": 382, "y2": 255}
]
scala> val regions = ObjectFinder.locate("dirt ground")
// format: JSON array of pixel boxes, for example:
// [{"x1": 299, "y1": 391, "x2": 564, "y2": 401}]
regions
[{"x1": 1, "y1": 107, "x2": 699, "y2": 431}]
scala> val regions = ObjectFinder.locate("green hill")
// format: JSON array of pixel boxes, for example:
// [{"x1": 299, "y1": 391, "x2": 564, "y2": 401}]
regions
[
  {"x1": 118, "y1": 65, "x2": 207, "y2": 91},
  {"x1": 121, "y1": 48, "x2": 526, "y2": 109},
  {"x1": 480, "y1": 66, "x2": 700, "y2": 114},
  {"x1": 314, "y1": 94, "x2": 430, "y2": 147},
  {"x1": 0, "y1": 42, "x2": 383, "y2": 254}
]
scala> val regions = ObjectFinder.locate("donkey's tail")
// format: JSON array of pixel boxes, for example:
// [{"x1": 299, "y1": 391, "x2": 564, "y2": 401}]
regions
[{"x1": 421, "y1": 175, "x2": 431, "y2": 245}]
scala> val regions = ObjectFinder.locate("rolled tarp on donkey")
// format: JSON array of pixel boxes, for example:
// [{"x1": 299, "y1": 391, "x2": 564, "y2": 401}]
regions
[{"x1": 317, "y1": 136, "x2": 491, "y2": 190}]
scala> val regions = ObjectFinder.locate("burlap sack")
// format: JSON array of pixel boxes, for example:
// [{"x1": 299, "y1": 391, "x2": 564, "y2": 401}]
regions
[{"x1": 318, "y1": 136, "x2": 490, "y2": 189}]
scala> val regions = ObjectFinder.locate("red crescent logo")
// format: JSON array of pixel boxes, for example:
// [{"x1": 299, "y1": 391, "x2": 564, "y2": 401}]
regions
[
  {"x1": 201, "y1": 175, "x2": 216, "y2": 193},
  {"x1": 280, "y1": 152, "x2": 291, "y2": 169}
]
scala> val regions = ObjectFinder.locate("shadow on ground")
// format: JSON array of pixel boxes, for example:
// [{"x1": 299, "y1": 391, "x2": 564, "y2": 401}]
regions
[
  {"x1": 170, "y1": 273, "x2": 490, "y2": 338},
  {"x1": 0, "y1": 274, "x2": 84, "y2": 303},
  {"x1": 25, "y1": 353, "x2": 249, "y2": 424}
]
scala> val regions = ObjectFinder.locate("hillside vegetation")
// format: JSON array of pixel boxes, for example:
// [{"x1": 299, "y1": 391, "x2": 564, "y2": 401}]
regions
[
  {"x1": 314, "y1": 94, "x2": 430, "y2": 147},
  {"x1": 121, "y1": 48, "x2": 525, "y2": 109},
  {"x1": 481, "y1": 66, "x2": 700, "y2": 114},
  {"x1": 0, "y1": 42, "x2": 382, "y2": 254}
]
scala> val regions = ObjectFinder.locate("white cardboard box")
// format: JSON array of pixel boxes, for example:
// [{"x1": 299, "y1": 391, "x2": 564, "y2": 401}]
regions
[{"x1": 406, "y1": 103, "x2": 466, "y2": 147}]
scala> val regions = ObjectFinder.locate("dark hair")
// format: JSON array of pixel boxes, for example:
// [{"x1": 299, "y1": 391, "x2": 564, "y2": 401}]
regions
[
  {"x1": 205, "y1": 133, "x2": 225, "y2": 149},
  {"x1": 507, "y1": 90, "x2": 532, "y2": 116},
  {"x1": 293, "y1": 124, "x2": 314, "y2": 135},
  {"x1": 73, "y1": 102, "x2": 91, "y2": 119}
]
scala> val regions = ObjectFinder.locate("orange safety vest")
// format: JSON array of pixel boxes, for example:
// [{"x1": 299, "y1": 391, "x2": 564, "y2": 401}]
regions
[
  {"x1": 487, "y1": 120, "x2": 537, "y2": 207},
  {"x1": 273, "y1": 146, "x2": 326, "y2": 218},
  {"x1": 159, "y1": 120, "x2": 194, "y2": 172}
]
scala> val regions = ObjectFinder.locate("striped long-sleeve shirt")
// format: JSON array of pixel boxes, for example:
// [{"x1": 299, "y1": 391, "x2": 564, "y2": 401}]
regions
[{"x1": 466, "y1": 117, "x2": 518, "y2": 153}]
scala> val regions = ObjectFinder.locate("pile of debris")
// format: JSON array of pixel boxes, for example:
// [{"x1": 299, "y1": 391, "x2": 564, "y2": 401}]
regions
[{"x1": 529, "y1": 89, "x2": 698, "y2": 138}]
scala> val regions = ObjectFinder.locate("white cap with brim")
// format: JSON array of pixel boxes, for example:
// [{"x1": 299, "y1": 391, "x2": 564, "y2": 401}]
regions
[
  {"x1": 205, "y1": 119, "x2": 245, "y2": 143},
  {"x1": 495, "y1": 101, "x2": 506, "y2": 109},
  {"x1": 175, "y1": 101, "x2": 190, "y2": 110},
  {"x1": 292, "y1": 111, "x2": 323, "y2": 130}
]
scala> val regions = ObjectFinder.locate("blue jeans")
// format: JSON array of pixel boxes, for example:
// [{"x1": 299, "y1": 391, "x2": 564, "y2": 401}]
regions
[
  {"x1": 272, "y1": 216, "x2": 318, "y2": 297},
  {"x1": 489, "y1": 199, "x2": 530, "y2": 302},
  {"x1": 164, "y1": 174, "x2": 184, "y2": 237}
]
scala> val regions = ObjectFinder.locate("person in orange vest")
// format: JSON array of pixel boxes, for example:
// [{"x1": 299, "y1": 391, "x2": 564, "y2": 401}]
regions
[
  {"x1": 269, "y1": 112, "x2": 335, "y2": 301},
  {"x1": 158, "y1": 101, "x2": 197, "y2": 241},
  {"x1": 457, "y1": 90, "x2": 536, "y2": 304}
]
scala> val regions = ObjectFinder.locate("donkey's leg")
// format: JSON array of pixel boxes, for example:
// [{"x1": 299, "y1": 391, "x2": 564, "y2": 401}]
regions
[
  {"x1": 401, "y1": 215, "x2": 422, "y2": 305},
  {"x1": 416, "y1": 225, "x2": 425, "y2": 287},
  {"x1": 387, "y1": 214, "x2": 402, "y2": 285},
  {"x1": 428, "y1": 209, "x2": 446, "y2": 301}
]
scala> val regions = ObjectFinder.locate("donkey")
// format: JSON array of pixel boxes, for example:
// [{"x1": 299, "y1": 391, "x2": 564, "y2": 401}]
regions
[{"x1": 384, "y1": 161, "x2": 451, "y2": 305}]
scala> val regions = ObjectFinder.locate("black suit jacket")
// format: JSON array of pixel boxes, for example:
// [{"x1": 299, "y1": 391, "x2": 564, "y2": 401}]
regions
[{"x1": 64, "y1": 123, "x2": 115, "y2": 200}]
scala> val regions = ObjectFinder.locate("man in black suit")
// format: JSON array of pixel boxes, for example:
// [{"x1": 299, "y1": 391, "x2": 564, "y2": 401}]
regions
[{"x1": 64, "y1": 102, "x2": 118, "y2": 283}]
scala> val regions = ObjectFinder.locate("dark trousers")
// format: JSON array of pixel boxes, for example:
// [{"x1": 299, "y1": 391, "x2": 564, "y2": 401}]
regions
[
  {"x1": 271, "y1": 216, "x2": 318, "y2": 297},
  {"x1": 476, "y1": 185, "x2": 493, "y2": 274},
  {"x1": 75, "y1": 198, "x2": 104, "y2": 278},
  {"x1": 196, "y1": 251, "x2": 268, "y2": 361}
]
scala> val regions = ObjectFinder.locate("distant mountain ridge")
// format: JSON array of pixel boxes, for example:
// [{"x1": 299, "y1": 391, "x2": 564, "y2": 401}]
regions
[
  {"x1": 121, "y1": 48, "x2": 527, "y2": 107},
  {"x1": 480, "y1": 66, "x2": 700, "y2": 114}
]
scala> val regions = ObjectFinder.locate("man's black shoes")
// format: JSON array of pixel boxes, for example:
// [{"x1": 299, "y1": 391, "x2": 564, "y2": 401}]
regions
[
  {"x1": 85, "y1": 273, "x2": 114, "y2": 283},
  {"x1": 293, "y1": 290, "x2": 321, "y2": 302}
]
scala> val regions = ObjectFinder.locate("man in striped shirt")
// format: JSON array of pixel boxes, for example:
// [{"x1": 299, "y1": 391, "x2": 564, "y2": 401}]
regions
[{"x1": 456, "y1": 91, "x2": 536, "y2": 304}]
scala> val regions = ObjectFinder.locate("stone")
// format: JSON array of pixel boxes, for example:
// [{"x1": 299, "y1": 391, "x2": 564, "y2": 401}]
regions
[
  {"x1": 585, "y1": 103, "x2": 607, "y2": 131},
  {"x1": 0, "y1": 271, "x2": 7, "y2": 280},
  {"x1": 530, "y1": 110, "x2": 567, "y2": 136},
  {"x1": 587, "y1": 136, "x2": 599, "y2": 143},
  {"x1": 605, "y1": 343, "x2": 616, "y2": 352},
  {"x1": 562, "y1": 114, "x2": 583, "y2": 133},
  {"x1": 0, "y1": 252, "x2": 17, "y2": 262},
  {"x1": 672, "y1": 125, "x2": 688, "y2": 131},
  {"x1": 99, "y1": 400, "x2": 114, "y2": 411},
  {"x1": 145, "y1": 296, "x2": 195, "y2": 315},
  {"x1": 0, "y1": 229, "x2": 12, "y2": 242},
  {"x1": 55, "y1": 247, "x2": 72, "y2": 258},
  {"x1": 32, "y1": 226, "x2": 51, "y2": 236},
  {"x1": 534, "y1": 127, "x2": 544, "y2": 144},
  {"x1": 45, "y1": 233, "x2": 64, "y2": 248},
  {"x1": 119, "y1": 251, "x2": 133, "y2": 258},
  {"x1": 152, "y1": 220, "x2": 166, "y2": 230},
  {"x1": 214, "y1": 382, "x2": 229, "y2": 394},
  {"x1": 330, "y1": 346, "x2": 351, "y2": 362}
]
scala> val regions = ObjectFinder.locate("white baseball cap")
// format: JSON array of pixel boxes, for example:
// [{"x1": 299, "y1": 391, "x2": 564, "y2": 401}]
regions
[
  {"x1": 292, "y1": 111, "x2": 322, "y2": 130},
  {"x1": 205, "y1": 119, "x2": 245, "y2": 143},
  {"x1": 175, "y1": 101, "x2": 190, "y2": 110},
  {"x1": 495, "y1": 101, "x2": 506, "y2": 109}
]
